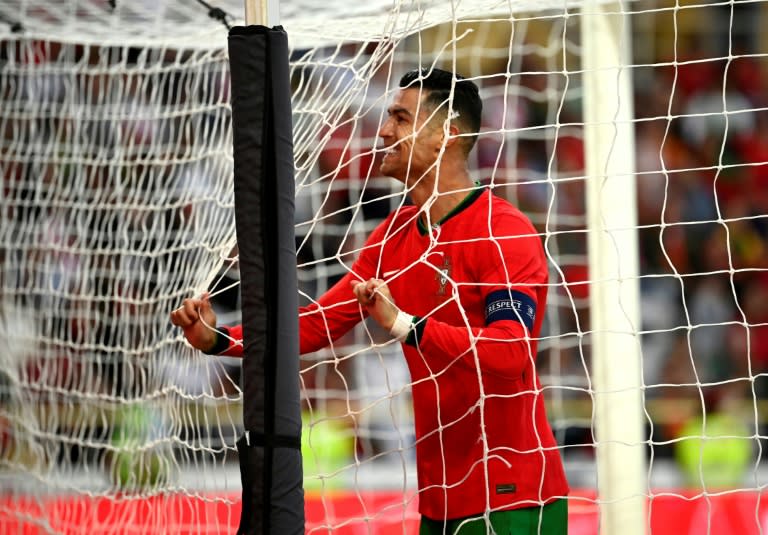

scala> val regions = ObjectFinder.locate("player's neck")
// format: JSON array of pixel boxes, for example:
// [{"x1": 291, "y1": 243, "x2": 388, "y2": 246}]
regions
[{"x1": 410, "y1": 167, "x2": 476, "y2": 227}]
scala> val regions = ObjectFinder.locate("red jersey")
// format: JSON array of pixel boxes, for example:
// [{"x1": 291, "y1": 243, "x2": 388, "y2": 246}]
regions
[{"x1": 222, "y1": 187, "x2": 569, "y2": 519}]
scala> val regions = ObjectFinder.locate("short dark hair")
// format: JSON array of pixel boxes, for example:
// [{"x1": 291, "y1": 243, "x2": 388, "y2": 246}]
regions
[{"x1": 399, "y1": 67, "x2": 482, "y2": 155}]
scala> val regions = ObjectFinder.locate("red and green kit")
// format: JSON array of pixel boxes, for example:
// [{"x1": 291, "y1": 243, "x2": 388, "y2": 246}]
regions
[{"x1": 220, "y1": 186, "x2": 569, "y2": 520}]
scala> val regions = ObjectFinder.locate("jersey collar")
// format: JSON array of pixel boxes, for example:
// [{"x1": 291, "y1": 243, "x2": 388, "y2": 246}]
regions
[{"x1": 416, "y1": 181, "x2": 485, "y2": 236}]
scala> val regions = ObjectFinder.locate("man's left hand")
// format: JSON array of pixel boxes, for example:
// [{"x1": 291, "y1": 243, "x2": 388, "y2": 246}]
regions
[{"x1": 351, "y1": 278, "x2": 398, "y2": 331}]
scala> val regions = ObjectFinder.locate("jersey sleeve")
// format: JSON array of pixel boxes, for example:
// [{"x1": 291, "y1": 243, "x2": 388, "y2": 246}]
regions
[
  {"x1": 212, "y1": 213, "x2": 396, "y2": 357},
  {"x1": 299, "y1": 214, "x2": 400, "y2": 353},
  {"x1": 406, "y1": 213, "x2": 547, "y2": 379},
  {"x1": 297, "y1": 270, "x2": 366, "y2": 354},
  {"x1": 209, "y1": 324, "x2": 243, "y2": 357}
]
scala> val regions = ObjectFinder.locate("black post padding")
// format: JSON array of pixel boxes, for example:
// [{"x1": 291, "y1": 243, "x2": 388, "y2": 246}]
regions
[{"x1": 228, "y1": 25, "x2": 304, "y2": 535}]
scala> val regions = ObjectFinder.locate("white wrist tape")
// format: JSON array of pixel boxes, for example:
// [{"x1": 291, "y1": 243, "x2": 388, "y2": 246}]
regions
[{"x1": 389, "y1": 309, "x2": 414, "y2": 340}]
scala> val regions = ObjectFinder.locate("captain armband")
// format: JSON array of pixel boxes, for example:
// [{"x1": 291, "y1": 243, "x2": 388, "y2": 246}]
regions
[{"x1": 484, "y1": 289, "x2": 536, "y2": 331}]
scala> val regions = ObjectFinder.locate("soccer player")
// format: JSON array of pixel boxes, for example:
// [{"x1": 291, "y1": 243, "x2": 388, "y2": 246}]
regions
[{"x1": 171, "y1": 68, "x2": 569, "y2": 534}]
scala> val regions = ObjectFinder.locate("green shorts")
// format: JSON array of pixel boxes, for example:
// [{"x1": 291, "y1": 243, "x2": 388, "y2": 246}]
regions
[{"x1": 419, "y1": 499, "x2": 568, "y2": 535}]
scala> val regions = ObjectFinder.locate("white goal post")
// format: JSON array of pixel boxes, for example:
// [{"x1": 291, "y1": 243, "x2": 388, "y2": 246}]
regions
[{"x1": 582, "y1": 2, "x2": 645, "y2": 533}]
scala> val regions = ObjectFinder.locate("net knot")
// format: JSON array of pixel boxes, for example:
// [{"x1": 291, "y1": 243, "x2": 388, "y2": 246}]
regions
[
  {"x1": 0, "y1": 14, "x2": 23, "y2": 32},
  {"x1": 207, "y1": 7, "x2": 230, "y2": 29}
]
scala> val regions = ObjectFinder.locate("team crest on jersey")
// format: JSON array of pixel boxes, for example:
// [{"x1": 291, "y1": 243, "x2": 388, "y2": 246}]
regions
[{"x1": 435, "y1": 255, "x2": 451, "y2": 296}]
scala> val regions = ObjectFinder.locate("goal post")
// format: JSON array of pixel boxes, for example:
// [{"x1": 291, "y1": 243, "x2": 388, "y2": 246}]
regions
[
  {"x1": 244, "y1": 0, "x2": 280, "y2": 27},
  {"x1": 228, "y1": 0, "x2": 304, "y2": 532},
  {"x1": 582, "y1": 1, "x2": 646, "y2": 533}
]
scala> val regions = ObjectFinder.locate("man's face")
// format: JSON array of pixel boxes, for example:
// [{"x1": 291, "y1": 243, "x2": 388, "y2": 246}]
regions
[{"x1": 378, "y1": 88, "x2": 443, "y2": 185}]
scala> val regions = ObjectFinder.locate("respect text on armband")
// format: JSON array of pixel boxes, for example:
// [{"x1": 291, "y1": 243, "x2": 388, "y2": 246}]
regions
[{"x1": 484, "y1": 289, "x2": 536, "y2": 330}]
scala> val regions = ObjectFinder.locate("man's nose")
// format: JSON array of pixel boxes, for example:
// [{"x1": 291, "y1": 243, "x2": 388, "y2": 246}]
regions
[{"x1": 378, "y1": 117, "x2": 393, "y2": 138}]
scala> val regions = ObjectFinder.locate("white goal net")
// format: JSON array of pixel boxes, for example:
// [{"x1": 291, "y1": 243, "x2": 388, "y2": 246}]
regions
[{"x1": 1, "y1": 0, "x2": 767, "y2": 533}]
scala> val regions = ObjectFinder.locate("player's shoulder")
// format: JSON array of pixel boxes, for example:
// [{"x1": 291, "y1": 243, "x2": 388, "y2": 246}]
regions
[
  {"x1": 391, "y1": 203, "x2": 420, "y2": 223},
  {"x1": 367, "y1": 204, "x2": 419, "y2": 243},
  {"x1": 482, "y1": 189, "x2": 538, "y2": 236},
  {"x1": 468, "y1": 191, "x2": 547, "y2": 278},
  {"x1": 379, "y1": 204, "x2": 419, "y2": 231}
]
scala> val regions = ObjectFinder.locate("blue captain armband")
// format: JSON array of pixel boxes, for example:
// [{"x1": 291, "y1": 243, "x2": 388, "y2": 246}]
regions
[{"x1": 484, "y1": 289, "x2": 536, "y2": 331}]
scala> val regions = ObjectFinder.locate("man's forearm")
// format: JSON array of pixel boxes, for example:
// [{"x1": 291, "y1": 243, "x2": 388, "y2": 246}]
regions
[{"x1": 404, "y1": 317, "x2": 533, "y2": 379}]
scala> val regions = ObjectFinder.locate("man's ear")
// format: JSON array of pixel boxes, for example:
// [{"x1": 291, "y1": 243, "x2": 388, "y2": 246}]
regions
[{"x1": 440, "y1": 122, "x2": 461, "y2": 148}]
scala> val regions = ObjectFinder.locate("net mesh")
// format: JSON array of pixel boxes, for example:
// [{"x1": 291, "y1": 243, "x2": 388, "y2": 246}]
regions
[{"x1": 2, "y1": 0, "x2": 768, "y2": 533}]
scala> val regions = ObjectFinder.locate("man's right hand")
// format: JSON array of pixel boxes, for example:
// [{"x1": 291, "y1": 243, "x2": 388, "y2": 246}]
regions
[{"x1": 170, "y1": 293, "x2": 218, "y2": 353}]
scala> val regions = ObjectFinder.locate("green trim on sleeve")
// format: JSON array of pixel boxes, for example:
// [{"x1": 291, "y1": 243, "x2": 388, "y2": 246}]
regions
[
  {"x1": 405, "y1": 316, "x2": 427, "y2": 347},
  {"x1": 204, "y1": 325, "x2": 231, "y2": 355}
]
